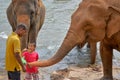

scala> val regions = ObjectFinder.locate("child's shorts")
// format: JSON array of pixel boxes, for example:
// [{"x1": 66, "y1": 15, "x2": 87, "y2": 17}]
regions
[{"x1": 25, "y1": 72, "x2": 39, "y2": 80}]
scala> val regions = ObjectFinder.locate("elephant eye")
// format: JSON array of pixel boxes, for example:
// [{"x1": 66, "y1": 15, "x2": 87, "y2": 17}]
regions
[
  {"x1": 31, "y1": 10, "x2": 35, "y2": 15},
  {"x1": 30, "y1": 10, "x2": 35, "y2": 19}
]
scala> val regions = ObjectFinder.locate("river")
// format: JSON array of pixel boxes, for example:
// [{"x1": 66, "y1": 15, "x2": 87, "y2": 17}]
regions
[{"x1": 1, "y1": 0, "x2": 120, "y2": 80}]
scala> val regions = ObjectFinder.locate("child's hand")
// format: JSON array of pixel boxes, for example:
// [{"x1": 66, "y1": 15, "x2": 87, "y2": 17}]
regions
[
  {"x1": 22, "y1": 48, "x2": 28, "y2": 53},
  {"x1": 22, "y1": 65, "x2": 26, "y2": 72}
]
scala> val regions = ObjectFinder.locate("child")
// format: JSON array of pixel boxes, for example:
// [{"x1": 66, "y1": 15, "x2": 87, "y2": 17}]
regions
[{"x1": 22, "y1": 42, "x2": 39, "y2": 80}]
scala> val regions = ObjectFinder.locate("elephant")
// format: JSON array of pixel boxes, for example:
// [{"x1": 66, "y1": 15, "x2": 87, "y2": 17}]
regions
[
  {"x1": 29, "y1": 0, "x2": 120, "y2": 80},
  {"x1": 7, "y1": 0, "x2": 45, "y2": 49}
]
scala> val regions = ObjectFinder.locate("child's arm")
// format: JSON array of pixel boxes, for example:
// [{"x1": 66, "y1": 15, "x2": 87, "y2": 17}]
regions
[{"x1": 22, "y1": 48, "x2": 28, "y2": 53}]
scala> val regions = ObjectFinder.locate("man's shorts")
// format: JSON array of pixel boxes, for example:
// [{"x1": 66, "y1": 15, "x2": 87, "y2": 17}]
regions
[{"x1": 7, "y1": 68, "x2": 21, "y2": 80}]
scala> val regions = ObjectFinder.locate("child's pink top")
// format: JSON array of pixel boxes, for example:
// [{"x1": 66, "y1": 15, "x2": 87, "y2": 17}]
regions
[{"x1": 22, "y1": 51, "x2": 39, "y2": 73}]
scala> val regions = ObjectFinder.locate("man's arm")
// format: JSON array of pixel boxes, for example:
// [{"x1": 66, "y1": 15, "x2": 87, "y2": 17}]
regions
[{"x1": 14, "y1": 52, "x2": 26, "y2": 72}]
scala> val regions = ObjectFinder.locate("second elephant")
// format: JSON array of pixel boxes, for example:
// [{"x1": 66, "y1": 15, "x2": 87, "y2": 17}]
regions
[{"x1": 7, "y1": 0, "x2": 45, "y2": 49}]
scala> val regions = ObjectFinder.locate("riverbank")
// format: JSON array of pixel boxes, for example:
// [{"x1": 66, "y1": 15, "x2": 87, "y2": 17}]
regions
[
  {"x1": 1, "y1": 63, "x2": 120, "y2": 80},
  {"x1": 50, "y1": 64, "x2": 120, "y2": 80}
]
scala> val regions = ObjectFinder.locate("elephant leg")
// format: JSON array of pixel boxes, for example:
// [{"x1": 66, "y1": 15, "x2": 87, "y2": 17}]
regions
[
  {"x1": 89, "y1": 42, "x2": 96, "y2": 64},
  {"x1": 100, "y1": 41, "x2": 113, "y2": 80}
]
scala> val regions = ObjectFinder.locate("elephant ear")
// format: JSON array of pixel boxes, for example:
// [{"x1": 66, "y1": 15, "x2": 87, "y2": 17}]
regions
[
  {"x1": 34, "y1": 0, "x2": 41, "y2": 15},
  {"x1": 107, "y1": 6, "x2": 120, "y2": 38}
]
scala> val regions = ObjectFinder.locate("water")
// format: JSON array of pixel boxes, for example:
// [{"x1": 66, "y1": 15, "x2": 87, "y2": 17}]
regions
[{"x1": 1, "y1": 0, "x2": 120, "y2": 80}]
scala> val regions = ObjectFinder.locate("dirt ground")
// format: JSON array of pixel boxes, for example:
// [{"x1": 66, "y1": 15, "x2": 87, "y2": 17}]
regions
[
  {"x1": 50, "y1": 64, "x2": 120, "y2": 80},
  {"x1": 0, "y1": 64, "x2": 120, "y2": 80}
]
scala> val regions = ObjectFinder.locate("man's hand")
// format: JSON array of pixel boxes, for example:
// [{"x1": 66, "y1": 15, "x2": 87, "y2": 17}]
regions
[
  {"x1": 14, "y1": 52, "x2": 26, "y2": 72},
  {"x1": 22, "y1": 65, "x2": 26, "y2": 72}
]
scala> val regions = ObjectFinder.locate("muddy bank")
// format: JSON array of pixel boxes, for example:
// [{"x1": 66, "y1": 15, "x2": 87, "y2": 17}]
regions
[
  {"x1": 50, "y1": 64, "x2": 120, "y2": 80},
  {"x1": 1, "y1": 64, "x2": 120, "y2": 80}
]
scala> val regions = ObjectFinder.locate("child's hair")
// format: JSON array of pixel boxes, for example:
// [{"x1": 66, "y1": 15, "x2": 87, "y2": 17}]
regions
[{"x1": 28, "y1": 42, "x2": 36, "y2": 47}]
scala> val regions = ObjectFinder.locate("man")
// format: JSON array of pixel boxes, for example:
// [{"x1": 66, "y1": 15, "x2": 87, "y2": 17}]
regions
[{"x1": 5, "y1": 24, "x2": 27, "y2": 80}]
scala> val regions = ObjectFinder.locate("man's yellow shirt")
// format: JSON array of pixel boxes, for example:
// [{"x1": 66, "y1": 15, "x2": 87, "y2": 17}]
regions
[{"x1": 5, "y1": 32, "x2": 22, "y2": 71}]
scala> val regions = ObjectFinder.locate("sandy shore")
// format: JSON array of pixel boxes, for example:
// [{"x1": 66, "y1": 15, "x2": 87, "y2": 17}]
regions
[
  {"x1": 1, "y1": 64, "x2": 120, "y2": 80},
  {"x1": 50, "y1": 64, "x2": 120, "y2": 80}
]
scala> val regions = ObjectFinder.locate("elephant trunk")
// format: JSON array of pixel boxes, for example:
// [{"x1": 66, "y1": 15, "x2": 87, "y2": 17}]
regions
[
  {"x1": 17, "y1": 14, "x2": 30, "y2": 26},
  {"x1": 29, "y1": 30, "x2": 80, "y2": 67},
  {"x1": 17, "y1": 15, "x2": 30, "y2": 49}
]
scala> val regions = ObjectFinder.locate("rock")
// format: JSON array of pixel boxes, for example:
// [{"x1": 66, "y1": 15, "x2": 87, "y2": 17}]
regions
[{"x1": 50, "y1": 68, "x2": 69, "y2": 80}]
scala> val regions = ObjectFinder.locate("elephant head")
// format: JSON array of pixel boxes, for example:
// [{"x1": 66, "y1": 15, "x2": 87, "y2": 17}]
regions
[
  {"x1": 29, "y1": 0, "x2": 120, "y2": 67},
  {"x1": 7, "y1": 0, "x2": 45, "y2": 49}
]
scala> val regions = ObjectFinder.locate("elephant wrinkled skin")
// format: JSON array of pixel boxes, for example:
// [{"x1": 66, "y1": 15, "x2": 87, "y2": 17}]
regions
[
  {"x1": 7, "y1": 0, "x2": 45, "y2": 49},
  {"x1": 29, "y1": 0, "x2": 120, "y2": 80}
]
